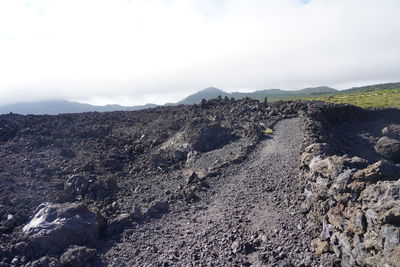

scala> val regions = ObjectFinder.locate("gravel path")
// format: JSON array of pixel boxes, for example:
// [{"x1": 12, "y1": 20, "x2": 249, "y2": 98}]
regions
[{"x1": 101, "y1": 118, "x2": 318, "y2": 266}]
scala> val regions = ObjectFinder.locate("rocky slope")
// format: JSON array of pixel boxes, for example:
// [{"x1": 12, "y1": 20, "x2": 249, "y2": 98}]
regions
[{"x1": 0, "y1": 98, "x2": 399, "y2": 266}]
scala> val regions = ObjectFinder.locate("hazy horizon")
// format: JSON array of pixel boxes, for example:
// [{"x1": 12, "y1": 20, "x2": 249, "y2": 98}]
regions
[{"x1": 1, "y1": 0, "x2": 400, "y2": 106}]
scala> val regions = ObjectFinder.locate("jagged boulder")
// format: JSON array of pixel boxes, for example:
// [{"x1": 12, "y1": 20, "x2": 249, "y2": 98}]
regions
[
  {"x1": 25, "y1": 256, "x2": 61, "y2": 267},
  {"x1": 64, "y1": 175, "x2": 89, "y2": 196},
  {"x1": 353, "y1": 160, "x2": 400, "y2": 182},
  {"x1": 382, "y1": 125, "x2": 400, "y2": 139},
  {"x1": 22, "y1": 202, "x2": 101, "y2": 254},
  {"x1": 309, "y1": 155, "x2": 367, "y2": 179},
  {"x1": 59, "y1": 246, "x2": 96, "y2": 267},
  {"x1": 104, "y1": 213, "x2": 132, "y2": 236},
  {"x1": 144, "y1": 201, "x2": 169, "y2": 218},
  {"x1": 375, "y1": 136, "x2": 400, "y2": 163},
  {"x1": 160, "y1": 120, "x2": 234, "y2": 153}
]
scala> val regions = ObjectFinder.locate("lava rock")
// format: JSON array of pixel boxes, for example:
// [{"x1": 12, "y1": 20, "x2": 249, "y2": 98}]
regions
[
  {"x1": 382, "y1": 125, "x2": 400, "y2": 139},
  {"x1": 144, "y1": 201, "x2": 169, "y2": 218},
  {"x1": 131, "y1": 205, "x2": 143, "y2": 221},
  {"x1": 64, "y1": 175, "x2": 89, "y2": 196},
  {"x1": 105, "y1": 213, "x2": 132, "y2": 236},
  {"x1": 25, "y1": 256, "x2": 61, "y2": 267},
  {"x1": 59, "y1": 245, "x2": 96, "y2": 267},
  {"x1": 375, "y1": 136, "x2": 400, "y2": 163},
  {"x1": 87, "y1": 178, "x2": 117, "y2": 200},
  {"x1": 22, "y1": 202, "x2": 100, "y2": 255},
  {"x1": 353, "y1": 160, "x2": 400, "y2": 182},
  {"x1": 161, "y1": 122, "x2": 234, "y2": 153}
]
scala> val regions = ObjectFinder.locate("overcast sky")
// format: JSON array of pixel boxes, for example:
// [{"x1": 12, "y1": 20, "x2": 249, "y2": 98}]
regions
[{"x1": 0, "y1": 0, "x2": 400, "y2": 106}]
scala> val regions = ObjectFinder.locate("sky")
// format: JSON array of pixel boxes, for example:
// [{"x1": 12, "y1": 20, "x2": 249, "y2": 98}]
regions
[{"x1": 0, "y1": 0, "x2": 400, "y2": 106}]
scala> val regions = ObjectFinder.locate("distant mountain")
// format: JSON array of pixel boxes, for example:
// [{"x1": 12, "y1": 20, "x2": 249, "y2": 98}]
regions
[
  {"x1": 2, "y1": 82, "x2": 398, "y2": 115},
  {"x1": 0, "y1": 100, "x2": 157, "y2": 115},
  {"x1": 298, "y1": 86, "x2": 338, "y2": 94},
  {"x1": 341, "y1": 82, "x2": 400, "y2": 94},
  {"x1": 177, "y1": 87, "x2": 229, "y2": 105},
  {"x1": 177, "y1": 86, "x2": 338, "y2": 105}
]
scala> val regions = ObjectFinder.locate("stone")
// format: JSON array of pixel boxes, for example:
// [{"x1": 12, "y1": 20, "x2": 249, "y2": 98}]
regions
[
  {"x1": 59, "y1": 245, "x2": 96, "y2": 267},
  {"x1": 144, "y1": 201, "x2": 169, "y2": 218},
  {"x1": 381, "y1": 226, "x2": 400, "y2": 257},
  {"x1": 172, "y1": 149, "x2": 186, "y2": 160},
  {"x1": 353, "y1": 160, "x2": 400, "y2": 181},
  {"x1": 25, "y1": 256, "x2": 61, "y2": 267},
  {"x1": 360, "y1": 180, "x2": 400, "y2": 212},
  {"x1": 160, "y1": 123, "x2": 233, "y2": 153},
  {"x1": 355, "y1": 211, "x2": 367, "y2": 232},
  {"x1": 382, "y1": 125, "x2": 400, "y2": 139},
  {"x1": 320, "y1": 220, "x2": 334, "y2": 241},
  {"x1": 378, "y1": 206, "x2": 400, "y2": 225},
  {"x1": 313, "y1": 240, "x2": 330, "y2": 255},
  {"x1": 131, "y1": 205, "x2": 143, "y2": 221},
  {"x1": 231, "y1": 240, "x2": 241, "y2": 254},
  {"x1": 64, "y1": 175, "x2": 89, "y2": 196},
  {"x1": 105, "y1": 213, "x2": 132, "y2": 236},
  {"x1": 375, "y1": 136, "x2": 400, "y2": 163},
  {"x1": 338, "y1": 233, "x2": 355, "y2": 266},
  {"x1": 87, "y1": 178, "x2": 117, "y2": 200},
  {"x1": 185, "y1": 151, "x2": 200, "y2": 166},
  {"x1": 347, "y1": 180, "x2": 366, "y2": 193},
  {"x1": 22, "y1": 202, "x2": 100, "y2": 254},
  {"x1": 309, "y1": 155, "x2": 367, "y2": 179},
  {"x1": 183, "y1": 170, "x2": 204, "y2": 185},
  {"x1": 387, "y1": 246, "x2": 400, "y2": 267}
]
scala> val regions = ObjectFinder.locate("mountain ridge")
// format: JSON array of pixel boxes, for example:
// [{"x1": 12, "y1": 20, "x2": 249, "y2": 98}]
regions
[{"x1": 1, "y1": 82, "x2": 399, "y2": 115}]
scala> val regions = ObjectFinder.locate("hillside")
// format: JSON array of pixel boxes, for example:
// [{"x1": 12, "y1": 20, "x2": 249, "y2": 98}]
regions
[
  {"x1": 0, "y1": 100, "x2": 158, "y2": 115},
  {"x1": 178, "y1": 86, "x2": 338, "y2": 105},
  {"x1": 300, "y1": 88, "x2": 400, "y2": 108},
  {"x1": 342, "y1": 82, "x2": 400, "y2": 93},
  {"x1": 177, "y1": 87, "x2": 228, "y2": 104}
]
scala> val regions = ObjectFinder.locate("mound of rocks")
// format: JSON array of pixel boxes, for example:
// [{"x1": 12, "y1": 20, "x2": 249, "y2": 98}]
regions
[
  {"x1": 159, "y1": 119, "x2": 234, "y2": 160},
  {"x1": 22, "y1": 202, "x2": 101, "y2": 256},
  {"x1": 302, "y1": 152, "x2": 400, "y2": 266},
  {"x1": 300, "y1": 109, "x2": 400, "y2": 266}
]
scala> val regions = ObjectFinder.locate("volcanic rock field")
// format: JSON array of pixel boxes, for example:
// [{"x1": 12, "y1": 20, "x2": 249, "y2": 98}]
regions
[{"x1": 1, "y1": 98, "x2": 400, "y2": 266}]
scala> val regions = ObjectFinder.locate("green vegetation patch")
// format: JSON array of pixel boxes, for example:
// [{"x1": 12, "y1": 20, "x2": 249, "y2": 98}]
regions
[
  {"x1": 264, "y1": 128, "x2": 273, "y2": 135},
  {"x1": 269, "y1": 88, "x2": 400, "y2": 109},
  {"x1": 305, "y1": 88, "x2": 400, "y2": 108}
]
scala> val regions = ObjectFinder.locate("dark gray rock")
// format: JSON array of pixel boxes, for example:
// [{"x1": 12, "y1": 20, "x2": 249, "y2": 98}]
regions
[
  {"x1": 22, "y1": 202, "x2": 100, "y2": 254},
  {"x1": 87, "y1": 178, "x2": 117, "y2": 200},
  {"x1": 375, "y1": 136, "x2": 400, "y2": 163},
  {"x1": 25, "y1": 256, "x2": 61, "y2": 267},
  {"x1": 353, "y1": 160, "x2": 400, "y2": 181},
  {"x1": 381, "y1": 226, "x2": 400, "y2": 257},
  {"x1": 161, "y1": 122, "x2": 234, "y2": 153},
  {"x1": 144, "y1": 201, "x2": 169, "y2": 218},
  {"x1": 131, "y1": 205, "x2": 143, "y2": 221},
  {"x1": 64, "y1": 175, "x2": 88, "y2": 196},
  {"x1": 59, "y1": 245, "x2": 96, "y2": 267},
  {"x1": 382, "y1": 125, "x2": 400, "y2": 139},
  {"x1": 105, "y1": 213, "x2": 131, "y2": 236}
]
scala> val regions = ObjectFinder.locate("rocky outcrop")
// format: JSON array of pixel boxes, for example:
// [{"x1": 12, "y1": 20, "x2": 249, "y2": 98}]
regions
[
  {"x1": 59, "y1": 245, "x2": 96, "y2": 267},
  {"x1": 300, "y1": 108, "x2": 400, "y2": 266},
  {"x1": 22, "y1": 202, "x2": 101, "y2": 255},
  {"x1": 375, "y1": 137, "x2": 400, "y2": 163}
]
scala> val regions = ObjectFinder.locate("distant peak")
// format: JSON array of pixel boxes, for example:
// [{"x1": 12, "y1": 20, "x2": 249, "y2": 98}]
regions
[{"x1": 200, "y1": 87, "x2": 224, "y2": 92}]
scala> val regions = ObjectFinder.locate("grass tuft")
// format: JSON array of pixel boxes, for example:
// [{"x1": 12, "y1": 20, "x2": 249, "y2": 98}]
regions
[{"x1": 264, "y1": 128, "x2": 273, "y2": 135}]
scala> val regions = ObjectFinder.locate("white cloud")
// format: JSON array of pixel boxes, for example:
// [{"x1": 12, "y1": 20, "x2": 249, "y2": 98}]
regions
[{"x1": 0, "y1": 0, "x2": 399, "y2": 105}]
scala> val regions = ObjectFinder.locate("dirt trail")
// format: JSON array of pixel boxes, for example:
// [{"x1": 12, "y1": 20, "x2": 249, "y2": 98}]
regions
[{"x1": 101, "y1": 118, "x2": 318, "y2": 266}]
